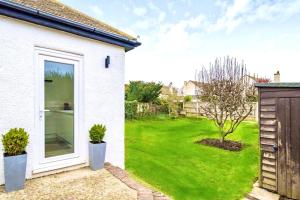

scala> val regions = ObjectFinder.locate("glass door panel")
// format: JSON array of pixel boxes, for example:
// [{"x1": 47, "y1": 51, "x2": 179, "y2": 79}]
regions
[{"x1": 44, "y1": 60, "x2": 74, "y2": 158}]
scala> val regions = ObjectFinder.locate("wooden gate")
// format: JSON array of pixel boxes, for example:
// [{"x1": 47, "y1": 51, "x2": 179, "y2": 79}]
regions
[{"x1": 257, "y1": 83, "x2": 300, "y2": 200}]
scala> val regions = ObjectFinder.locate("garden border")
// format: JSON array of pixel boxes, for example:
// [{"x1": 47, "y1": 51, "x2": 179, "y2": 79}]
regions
[{"x1": 105, "y1": 163, "x2": 171, "y2": 200}]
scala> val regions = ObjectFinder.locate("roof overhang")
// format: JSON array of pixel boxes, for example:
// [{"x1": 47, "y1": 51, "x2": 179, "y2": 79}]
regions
[
  {"x1": 0, "y1": 0, "x2": 141, "y2": 52},
  {"x1": 255, "y1": 83, "x2": 300, "y2": 88}
]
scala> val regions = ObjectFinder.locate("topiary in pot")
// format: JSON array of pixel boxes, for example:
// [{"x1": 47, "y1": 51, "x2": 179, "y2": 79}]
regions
[
  {"x1": 88, "y1": 124, "x2": 106, "y2": 170},
  {"x1": 89, "y1": 124, "x2": 106, "y2": 144},
  {"x1": 2, "y1": 128, "x2": 29, "y2": 192}
]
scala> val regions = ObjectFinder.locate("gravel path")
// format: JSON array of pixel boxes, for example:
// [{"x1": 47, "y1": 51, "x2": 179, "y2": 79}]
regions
[{"x1": 0, "y1": 168, "x2": 137, "y2": 200}]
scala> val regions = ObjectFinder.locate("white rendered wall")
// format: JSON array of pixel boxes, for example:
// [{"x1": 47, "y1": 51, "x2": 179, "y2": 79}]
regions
[
  {"x1": 0, "y1": 16, "x2": 125, "y2": 184},
  {"x1": 182, "y1": 82, "x2": 197, "y2": 96}
]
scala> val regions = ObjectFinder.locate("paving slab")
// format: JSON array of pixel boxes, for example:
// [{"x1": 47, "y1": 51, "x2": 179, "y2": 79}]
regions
[
  {"x1": 246, "y1": 181, "x2": 280, "y2": 200},
  {"x1": 0, "y1": 167, "x2": 137, "y2": 200}
]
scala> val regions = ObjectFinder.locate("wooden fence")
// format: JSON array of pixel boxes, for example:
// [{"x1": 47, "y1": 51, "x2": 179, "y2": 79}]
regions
[{"x1": 182, "y1": 101, "x2": 258, "y2": 120}]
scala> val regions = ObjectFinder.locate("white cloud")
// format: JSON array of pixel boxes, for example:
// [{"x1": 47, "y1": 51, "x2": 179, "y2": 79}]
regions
[
  {"x1": 153, "y1": 15, "x2": 206, "y2": 55},
  {"x1": 133, "y1": 7, "x2": 148, "y2": 16},
  {"x1": 133, "y1": 20, "x2": 151, "y2": 29},
  {"x1": 156, "y1": 23, "x2": 191, "y2": 51},
  {"x1": 147, "y1": 2, "x2": 166, "y2": 23},
  {"x1": 158, "y1": 12, "x2": 166, "y2": 23},
  {"x1": 167, "y1": 2, "x2": 175, "y2": 10},
  {"x1": 126, "y1": 15, "x2": 207, "y2": 86},
  {"x1": 187, "y1": 15, "x2": 206, "y2": 28},
  {"x1": 167, "y1": 2, "x2": 177, "y2": 15},
  {"x1": 210, "y1": 0, "x2": 300, "y2": 33},
  {"x1": 181, "y1": 0, "x2": 192, "y2": 5},
  {"x1": 131, "y1": 8, "x2": 167, "y2": 30},
  {"x1": 184, "y1": 12, "x2": 191, "y2": 18},
  {"x1": 214, "y1": 0, "x2": 228, "y2": 10},
  {"x1": 125, "y1": 0, "x2": 300, "y2": 87},
  {"x1": 210, "y1": 0, "x2": 251, "y2": 33},
  {"x1": 89, "y1": 5, "x2": 103, "y2": 19},
  {"x1": 246, "y1": 1, "x2": 300, "y2": 22},
  {"x1": 123, "y1": 4, "x2": 130, "y2": 12},
  {"x1": 148, "y1": 2, "x2": 159, "y2": 11}
]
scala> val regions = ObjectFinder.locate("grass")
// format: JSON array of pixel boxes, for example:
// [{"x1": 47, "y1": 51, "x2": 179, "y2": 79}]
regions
[{"x1": 125, "y1": 116, "x2": 259, "y2": 200}]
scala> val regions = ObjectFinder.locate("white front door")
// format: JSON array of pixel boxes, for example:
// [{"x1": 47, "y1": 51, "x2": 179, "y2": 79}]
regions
[{"x1": 33, "y1": 48, "x2": 85, "y2": 173}]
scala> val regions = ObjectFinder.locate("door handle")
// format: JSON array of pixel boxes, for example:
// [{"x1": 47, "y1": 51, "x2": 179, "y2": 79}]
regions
[
  {"x1": 272, "y1": 144, "x2": 278, "y2": 152},
  {"x1": 39, "y1": 109, "x2": 50, "y2": 120},
  {"x1": 39, "y1": 110, "x2": 43, "y2": 120}
]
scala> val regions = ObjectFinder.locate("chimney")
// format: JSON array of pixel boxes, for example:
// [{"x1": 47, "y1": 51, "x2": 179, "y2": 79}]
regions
[
  {"x1": 168, "y1": 82, "x2": 173, "y2": 94},
  {"x1": 274, "y1": 71, "x2": 280, "y2": 83}
]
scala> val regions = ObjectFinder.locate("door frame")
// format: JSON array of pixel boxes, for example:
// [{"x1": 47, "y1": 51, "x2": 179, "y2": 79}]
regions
[{"x1": 33, "y1": 47, "x2": 85, "y2": 173}]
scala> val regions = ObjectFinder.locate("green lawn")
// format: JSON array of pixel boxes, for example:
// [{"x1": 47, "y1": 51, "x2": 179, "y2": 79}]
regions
[{"x1": 125, "y1": 116, "x2": 259, "y2": 200}]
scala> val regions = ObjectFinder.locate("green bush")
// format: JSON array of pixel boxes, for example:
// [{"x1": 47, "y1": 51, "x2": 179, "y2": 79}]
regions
[
  {"x1": 125, "y1": 101, "x2": 138, "y2": 119},
  {"x1": 125, "y1": 81, "x2": 163, "y2": 103},
  {"x1": 2, "y1": 128, "x2": 29, "y2": 156},
  {"x1": 89, "y1": 124, "x2": 106, "y2": 143},
  {"x1": 184, "y1": 95, "x2": 192, "y2": 103},
  {"x1": 156, "y1": 99, "x2": 169, "y2": 114}
]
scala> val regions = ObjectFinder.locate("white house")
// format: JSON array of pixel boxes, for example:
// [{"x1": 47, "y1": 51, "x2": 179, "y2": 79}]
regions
[
  {"x1": 180, "y1": 80, "x2": 203, "y2": 97},
  {"x1": 0, "y1": 0, "x2": 140, "y2": 184}
]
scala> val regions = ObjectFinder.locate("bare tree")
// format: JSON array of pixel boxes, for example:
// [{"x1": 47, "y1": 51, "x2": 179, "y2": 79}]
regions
[{"x1": 196, "y1": 56, "x2": 256, "y2": 143}]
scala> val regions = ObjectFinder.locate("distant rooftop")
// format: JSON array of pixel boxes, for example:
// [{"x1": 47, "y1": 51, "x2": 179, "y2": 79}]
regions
[{"x1": 255, "y1": 83, "x2": 300, "y2": 88}]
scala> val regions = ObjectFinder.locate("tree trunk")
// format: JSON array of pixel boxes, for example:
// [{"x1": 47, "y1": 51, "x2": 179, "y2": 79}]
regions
[
  {"x1": 219, "y1": 126, "x2": 225, "y2": 143},
  {"x1": 220, "y1": 136, "x2": 225, "y2": 143}
]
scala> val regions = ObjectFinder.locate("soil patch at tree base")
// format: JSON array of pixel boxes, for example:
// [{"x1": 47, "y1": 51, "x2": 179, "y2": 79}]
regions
[{"x1": 197, "y1": 138, "x2": 243, "y2": 151}]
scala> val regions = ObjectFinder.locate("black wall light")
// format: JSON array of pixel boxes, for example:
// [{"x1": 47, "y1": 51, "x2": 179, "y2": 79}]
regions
[{"x1": 105, "y1": 56, "x2": 110, "y2": 68}]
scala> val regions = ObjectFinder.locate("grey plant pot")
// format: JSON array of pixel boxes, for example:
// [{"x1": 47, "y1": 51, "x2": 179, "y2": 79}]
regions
[
  {"x1": 4, "y1": 153, "x2": 27, "y2": 192},
  {"x1": 89, "y1": 142, "x2": 106, "y2": 170}
]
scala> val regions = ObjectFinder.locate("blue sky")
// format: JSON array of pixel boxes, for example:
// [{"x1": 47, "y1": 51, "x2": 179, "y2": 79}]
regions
[{"x1": 61, "y1": 0, "x2": 300, "y2": 86}]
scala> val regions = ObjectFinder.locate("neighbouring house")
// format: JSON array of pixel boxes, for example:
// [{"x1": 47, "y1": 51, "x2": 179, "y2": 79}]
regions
[
  {"x1": 0, "y1": 0, "x2": 140, "y2": 184},
  {"x1": 160, "y1": 82, "x2": 177, "y2": 99},
  {"x1": 180, "y1": 78, "x2": 259, "y2": 118},
  {"x1": 179, "y1": 80, "x2": 202, "y2": 97},
  {"x1": 179, "y1": 81, "x2": 202, "y2": 117},
  {"x1": 180, "y1": 75, "x2": 260, "y2": 98}
]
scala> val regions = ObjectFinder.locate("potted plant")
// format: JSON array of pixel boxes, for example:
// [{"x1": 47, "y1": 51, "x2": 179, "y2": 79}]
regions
[
  {"x1": 89, "y1": 124, "x2": 106, "y2": 170},
  {"x1": 2, "y1": 128, "x2": 29, "y2": 192}
]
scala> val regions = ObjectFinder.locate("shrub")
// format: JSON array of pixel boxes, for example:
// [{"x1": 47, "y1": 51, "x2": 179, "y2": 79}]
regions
[
  {"x1": 137, "y1": 103, "x2": 153, "y2": 117},
  {"x1": 156, "y1": 99, "x2": 169, "y2": 114},
  {"x1": 125, "y1": 81, "x2": 163, "y2": 103},
  {"x1": 184, "y1": 95, "x2": 192, "y2": 103},
  {"x1": 2, "y1": 128, "x2": 29, "y2": 156},
  {"x1": 165, "y1": 94, "x2": 181, "y2": 118},
  {"x1": 89, "y1": 124, "x2": 106, "y2": 143},
  {"x1": 125, "y1": 100, "x2": 138, "y2": 119}
]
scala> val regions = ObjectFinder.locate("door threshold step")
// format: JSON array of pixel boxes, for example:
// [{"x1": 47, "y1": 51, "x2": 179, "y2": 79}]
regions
[{"x1": 31, "y1": 163, "x2": 88, "y2": 179}]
